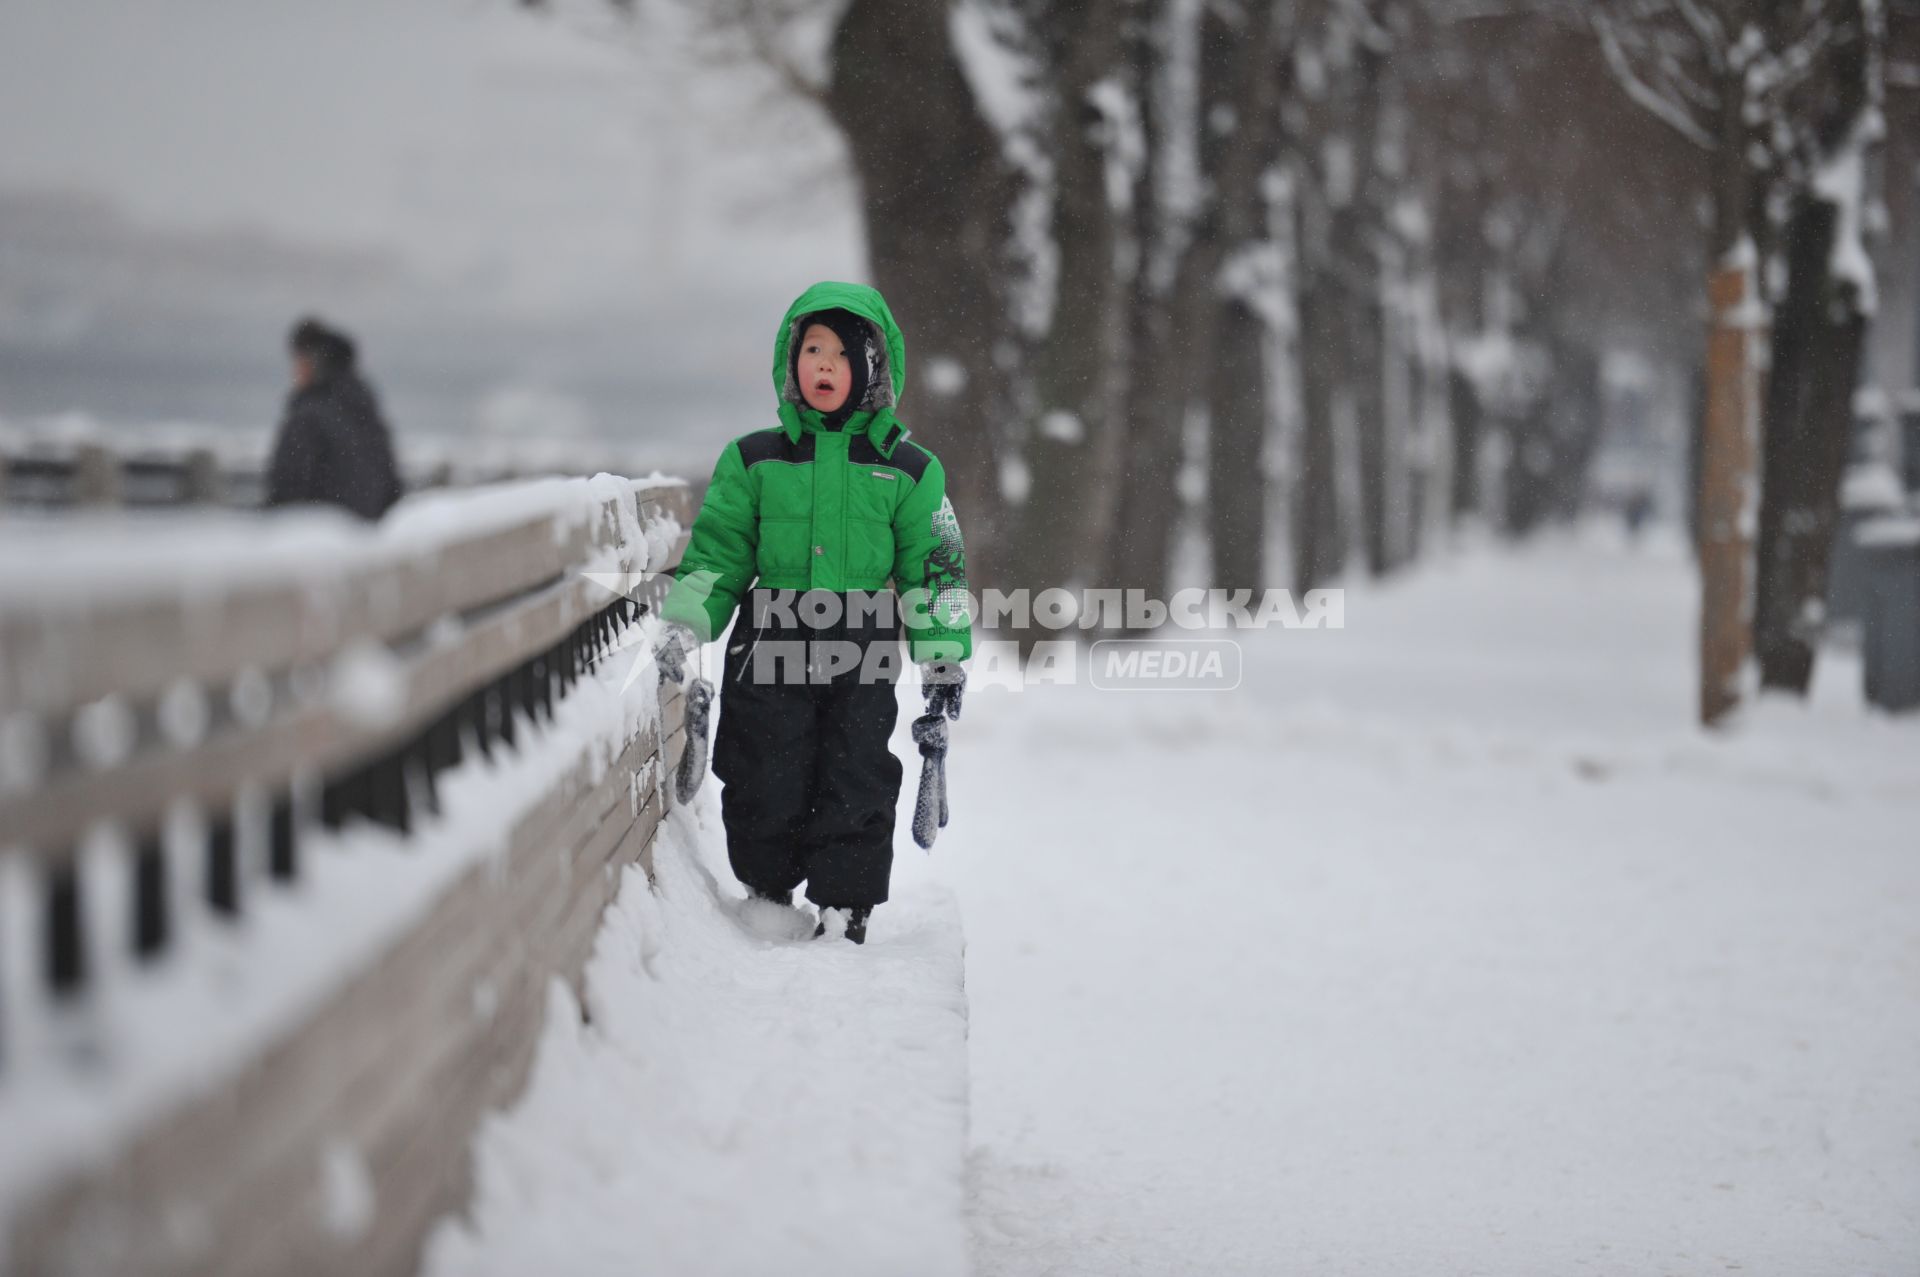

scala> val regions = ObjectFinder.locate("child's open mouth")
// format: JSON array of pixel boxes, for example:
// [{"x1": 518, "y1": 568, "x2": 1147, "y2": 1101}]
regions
[{"x1": 816, "y1": 380, "x2": 835, "y2": 393}]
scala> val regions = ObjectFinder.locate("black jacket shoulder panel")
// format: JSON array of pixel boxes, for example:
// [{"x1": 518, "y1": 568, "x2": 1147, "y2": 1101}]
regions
[
  {"x1": 852, "y1": 433, "x2": 932, "y2": 483},
  {"x1": 897, "y1": 439, "x2": 936, "y2": 484},
  {"x1": 736, "y1": 428, "x2": 816, "y2": 469}
]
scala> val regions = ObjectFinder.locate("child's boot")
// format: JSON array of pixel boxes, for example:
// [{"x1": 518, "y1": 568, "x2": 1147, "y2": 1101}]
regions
[
  {"x1": 735, "y1": 883, "x2": 814, "y2": 943},
  {"x1": 814, "y1": 906, "x2": 872, "y2": 945}
]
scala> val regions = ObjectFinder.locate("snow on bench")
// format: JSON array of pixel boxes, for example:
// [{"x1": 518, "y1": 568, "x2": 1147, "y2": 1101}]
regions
[{"x1": 0, "y1": 475, "x2": 696, "y2": 1275}]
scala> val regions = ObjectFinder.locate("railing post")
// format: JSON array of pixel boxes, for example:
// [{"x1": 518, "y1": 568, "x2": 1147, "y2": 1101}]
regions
[
  {"x1": 499, "y1": 671, "x2": 520, "y2": 751},
  {"x1": 183, "y1": 447, "x2": 223, "y2": 505},
  {"x1": 269, "y1": 791, "x2": 298, "y2": 881},
  {"x1": 46, "y1": 857, "x2": 86, "y2": 998},
  {"x1": 72, "y1": 443, "x2": 123, "y2": 508},
  {"x1": 370, "y1": 749, "x2": 410, "y2": 834},
  {"x1": 466, "y1": 688, "x2": 494, "y2": 763},
  {"x1": 533, "y1": 655, "x2": 553, "y2": 723},
  {"x1": 132, "y1": 832, "x2": 169, "y2": 960},
  {"x1": 208, "y1": 814, "x2": 240, "y2": 917},
  {"x1": 0, "y1": 855, "x2": 32, "y2": 1074}
]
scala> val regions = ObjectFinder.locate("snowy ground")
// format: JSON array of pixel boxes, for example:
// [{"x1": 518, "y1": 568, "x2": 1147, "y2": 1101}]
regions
[
  {"x1": 424, "y1": 786, "x2": 971, "y2": 1277},
  {"x1": 438, "y1": 525, "x2": 1917, "y2": 1276},
  {"x1": 959, "y1": 526, "x2": 1919, "y2": 1277}
]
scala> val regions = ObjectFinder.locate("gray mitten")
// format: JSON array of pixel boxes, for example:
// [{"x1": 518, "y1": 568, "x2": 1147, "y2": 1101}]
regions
[
  {"x1": 911, "y1": 711, "x2": 950, "y2": 850},
  {"x1": 654, "y1": 620, "x2": 698, "y2": 685},
  {"x1": 922, "y1": 659, "x2": 965, "y2": 721},
  {"x1": 675, "y1": 677, "x2": 714, "y2": 802}
]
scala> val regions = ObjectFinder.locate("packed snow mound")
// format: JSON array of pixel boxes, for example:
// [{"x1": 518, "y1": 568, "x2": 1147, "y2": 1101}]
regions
[
  {"x1": 425, "y1": 787, "x2": 971, "y2": 1277},
  {"x1": 730, "y1": 894, "x2": 821, "y2": 943}
]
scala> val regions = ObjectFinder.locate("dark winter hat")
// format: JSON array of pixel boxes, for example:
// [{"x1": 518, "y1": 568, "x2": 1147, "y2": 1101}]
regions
[
  {"x1": 288, "y1": 315, "x2": 357, "y2": 371},
  {"x1": 791, "y1": 308, "x2": 875, "y2": 416}
]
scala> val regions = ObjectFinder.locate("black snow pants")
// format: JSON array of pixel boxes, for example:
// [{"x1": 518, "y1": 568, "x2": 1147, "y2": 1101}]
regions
[{"x1": 711, "y1": 588, "x2": 906, "y2": 908}]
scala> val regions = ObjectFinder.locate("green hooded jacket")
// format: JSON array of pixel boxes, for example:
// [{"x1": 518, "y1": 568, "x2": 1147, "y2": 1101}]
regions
[{"x1": 660, "y1": 281, "x2": 972, "y2": 663}]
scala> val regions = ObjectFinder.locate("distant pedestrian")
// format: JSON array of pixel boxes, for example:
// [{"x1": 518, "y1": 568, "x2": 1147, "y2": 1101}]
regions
[
  {"x1": 265, "y1": 316, "x2": 403, "y2": 519},
  {"x1": 1623, "y1": 487, "x2": 1654, "y2": 544}
]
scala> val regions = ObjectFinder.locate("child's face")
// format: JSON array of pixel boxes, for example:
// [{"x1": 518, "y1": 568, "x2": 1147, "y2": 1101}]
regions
[{"x1": 797, "y1": 323, "x2": 853, "y2": 414}]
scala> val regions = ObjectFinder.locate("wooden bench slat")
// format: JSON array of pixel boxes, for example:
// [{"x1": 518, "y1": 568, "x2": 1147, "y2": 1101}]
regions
[
  {"x1": 0, "y1": 554, "x2": 677, "y2": 860},
  {"x1": 0, "y1": 480, "x2": 693, "y2": 720}
]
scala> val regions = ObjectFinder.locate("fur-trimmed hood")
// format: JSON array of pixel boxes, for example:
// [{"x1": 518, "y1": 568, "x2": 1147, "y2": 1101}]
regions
[{"x1": 771, "y1": 281, "x2": 910, "y2": 456}]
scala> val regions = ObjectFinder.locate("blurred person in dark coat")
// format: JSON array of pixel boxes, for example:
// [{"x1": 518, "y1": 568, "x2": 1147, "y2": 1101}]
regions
[{"x1": 265, "y1": 316, "x2": 403, "y2": 519}]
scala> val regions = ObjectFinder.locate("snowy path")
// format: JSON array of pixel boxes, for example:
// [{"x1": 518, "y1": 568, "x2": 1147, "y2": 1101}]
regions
[
  {"x1": 428, "y1": 529, "x2": 1915, "y2": 1276},
  {"x1": 425, "y1": 793, "x2": 971, "y2": 1276},
  {"x1": 958, "y1": 530, "x2": 1919, "y2": 1276}
]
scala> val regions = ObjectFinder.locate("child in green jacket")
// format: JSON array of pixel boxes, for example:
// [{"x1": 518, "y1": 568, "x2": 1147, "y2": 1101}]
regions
[{"x1": 655, "y1": 282, "x2": 971, "y2": 944}]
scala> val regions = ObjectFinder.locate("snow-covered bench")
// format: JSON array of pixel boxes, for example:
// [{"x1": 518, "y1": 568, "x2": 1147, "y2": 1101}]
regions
[{"x1": 0, "y1": 475, "x2": 694, "y2": 1275}]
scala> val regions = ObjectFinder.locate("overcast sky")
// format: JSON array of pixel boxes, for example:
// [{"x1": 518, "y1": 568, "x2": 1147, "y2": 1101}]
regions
[
  {"x1": 0, "y1": 0, "x2": 864, "y2": 445},
  {"x1": 0, "y1": 0, "x2": 863, "y2": 307}
]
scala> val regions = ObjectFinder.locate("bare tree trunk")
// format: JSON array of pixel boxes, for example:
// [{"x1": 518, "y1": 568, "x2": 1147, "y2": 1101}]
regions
[
  {"x1": 1378, "y1": 227, "x2": 1423, "y2": 571},
  {"x1": 1696, "y1": 63, "x2": 1762, "y2": 727},
  {"x1": 1200, "y1": 0, "x2": 1283, "y2": 594},
  {"x1": 1293, "y1": 269, "x2": 1347, "y2": 588},
  {"x1": 1754, "y1": 197, "x2": 1873, "y2": 691},
  {"x1": 1112, "y1": 0, "x2": 1282, "y2": 600},
  {"x1": 1700, "y1": 255, "x2": 1766, "y2": 726},
  {"x1": 1345, "y1": 40, "x2": 1395, "y2": 575},
  {"x1": 1287, "y1": 0, "x2": 1395, "y2": 588},
  {"x1": 1503, "y1": 331, "x2": 1603, "y2": 534},
  {"x1": 1549, "y1": 342, "x2": 1605, "y2": 522},
  {"x1": 1753, "y1": 1, "x2": 1881, "y2": 694},
  {"x1": 1009, "y1": 3, "x2": 1129, "y2": 602},
  {"x1": 1105, "y1": 0, "x2": 1189, "y2": 608},
  {"x1": 1447, "y1": 365, "x2": 1480, "y2": 523},
  {"x1": 1352, "y1": 269, "x2": 1391, "y2": 572},
  {"x1": 1107, "y1": 320, "x2": 1189, "y2": 603},
  {"x1": 1686, "y1": 361, "x2": 1705, "y2": 551},
  {"x1": 1503, "y1": 389, "x2": 1556, "y2": 535},
  {"x1": 1208, "y1": 296, "x2": 1268, "y2": 588},
  {"x1": 828, "y1": 0, "x2": 1014, "y2": 576}
]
